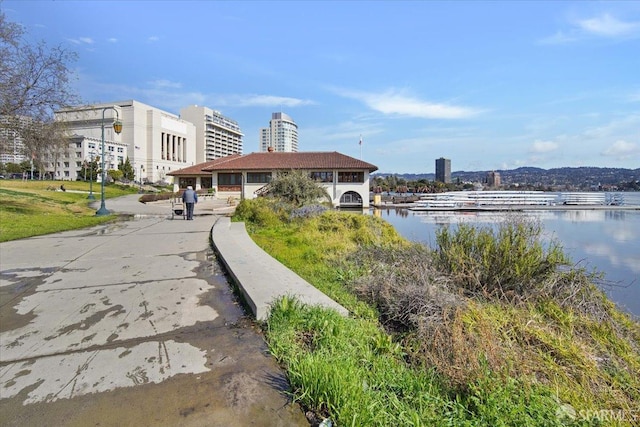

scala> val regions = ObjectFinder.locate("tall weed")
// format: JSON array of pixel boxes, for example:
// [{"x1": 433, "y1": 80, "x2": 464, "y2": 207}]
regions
[{"x1": 434, "y1": 219, "x2": 568, "y2": 299}]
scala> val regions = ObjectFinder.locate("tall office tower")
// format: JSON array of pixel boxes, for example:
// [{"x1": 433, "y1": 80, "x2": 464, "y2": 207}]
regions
[
  {"x1": 181, "y1": 105, "x2": 244, "y2": 163},
  {"x1": 435, "y1": 157, "x2": 451, "y2": 183},
  {"x1": 259, "y1": 112, "x2": 298, "y2": 152},
  {"x1": 487, "y1": 170, "x2": 501, "y2": 187}
]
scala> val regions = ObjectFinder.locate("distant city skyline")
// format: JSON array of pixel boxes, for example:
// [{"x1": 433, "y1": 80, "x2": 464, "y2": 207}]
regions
[{"x1": 3, "y1": 1, "x2": 639, "y2": 173}]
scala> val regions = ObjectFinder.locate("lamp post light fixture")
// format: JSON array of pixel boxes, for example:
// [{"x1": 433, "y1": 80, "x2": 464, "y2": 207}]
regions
[{"x1": 96, "y1": 107, "x2": 123, "y2": 216}]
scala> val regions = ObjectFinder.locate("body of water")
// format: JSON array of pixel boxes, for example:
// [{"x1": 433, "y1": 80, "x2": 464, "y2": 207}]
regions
[{"x1": 374, "y1": 192, "x2": 640, "y2": 318}]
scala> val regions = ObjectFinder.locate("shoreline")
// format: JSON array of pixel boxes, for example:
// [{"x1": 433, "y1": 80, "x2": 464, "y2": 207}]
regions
[{"x1": 372, "y1": 203, "x2": 640, "y2": 211}]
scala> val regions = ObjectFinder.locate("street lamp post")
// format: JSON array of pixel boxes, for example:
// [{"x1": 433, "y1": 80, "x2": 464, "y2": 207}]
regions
[
  {"x1": 87, "y1": 150, "x2": 96, "y2": 200},
  {"x1": 96, "y1": 107, "x2": 122, "y2": 216}
]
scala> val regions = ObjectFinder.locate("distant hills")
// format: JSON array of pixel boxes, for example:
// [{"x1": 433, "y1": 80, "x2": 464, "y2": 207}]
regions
[{"x1": 375, "y1": 166, "x2": 640, "y2": 190}]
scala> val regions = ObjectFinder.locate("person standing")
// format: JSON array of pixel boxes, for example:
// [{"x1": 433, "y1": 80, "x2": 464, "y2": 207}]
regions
[{"x1": 182, "y1": 185, "x2": 198, "y2": 220}]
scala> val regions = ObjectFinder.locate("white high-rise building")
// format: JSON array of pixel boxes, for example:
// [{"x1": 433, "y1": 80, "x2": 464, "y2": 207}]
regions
[
  {"x1": 54, "y1": 100, "x2": 196, "y2": 183},
  {"x1": 0, "y1": 116, "x2": 28, "y2": 164},
  {"x1": 259, "y1": 112, "x2": 298, "y2": 152},
  {"x1": 180, "y1": 105, "x2": 243, "y2": 163}
]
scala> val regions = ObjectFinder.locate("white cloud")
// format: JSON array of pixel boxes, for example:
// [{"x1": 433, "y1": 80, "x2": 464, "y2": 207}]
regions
[
  {"x1": 149, "y1": 79, "x2": 183, "y2": 89},
  {"x1": 601, "y1": 140, "x2": 640, "y2": 159},
  {"x1": 148, "y1": 36, "x2": 159, "y2": 42},
  {"x1": 335, "y1": 88, "x2": 480, "y2": 119},
  {"x1": 538, "y1": 31, "x2": 579, "y2": 45},
  {"x1": 529, "y1": 140, "x2": 559, "y2": 153},
  {"x1": 229, "y1": 94, "x2": 314, "y2": 108},
  {"x1": 578, "y1": 13, "x2": 640, "y2": 37},
  {"x1": 539, "y1": 13, "x2": 640, "y2": 44},
  {"x1": 107, "y1": 38, "x2": 118, "y2": 43},
  {"x1": 68, "y1": 37, "x2": 94, "y2": 45}
]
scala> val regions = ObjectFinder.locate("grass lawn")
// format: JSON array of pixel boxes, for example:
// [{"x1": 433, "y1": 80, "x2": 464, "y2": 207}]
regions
[{"x1": 0, "y1": 179, "x2": 139, "y2": 242}]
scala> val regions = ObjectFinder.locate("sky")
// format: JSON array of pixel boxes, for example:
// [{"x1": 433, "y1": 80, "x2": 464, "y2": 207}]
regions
[{"x1": 3, "y1": 1, "x2": 640, "y2": 173}]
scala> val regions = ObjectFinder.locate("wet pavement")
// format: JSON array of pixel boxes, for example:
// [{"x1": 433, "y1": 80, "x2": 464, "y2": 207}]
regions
[{"x1": 0, "y1": 197, "x2": 308, "y2": 426}]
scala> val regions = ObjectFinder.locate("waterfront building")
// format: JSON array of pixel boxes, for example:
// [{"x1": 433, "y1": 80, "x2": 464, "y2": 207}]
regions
[
  {"x1": 180, "y1": 105, "x2": 243, "y2": 164},
  {"x1": 54, "y1": 100, "x2": 196, "y2": 183},
  {"x1": 487, "y1": 170, "x2": 501, "y2": 187},
  {"x1": 259, "y1": 112, "x2": 298, "y2": 152},
  {"x1": 435, "y1": 157, "x2": 451, "y2": 183},
  {"x1": 169, "y1": 151, "x2": 377, "y2": 208}
]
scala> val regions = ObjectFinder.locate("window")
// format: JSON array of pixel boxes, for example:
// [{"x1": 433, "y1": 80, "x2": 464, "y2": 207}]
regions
[
  {"x1": 117, "y1": 147, "x2": 124, "y2": 153},
  {"x1": 338, "y1": 172, "x2": 364, "y2": 183},
  {"x1": 88, "y1": 143, "x2": 96, "y2": 149},
  {"x1": 108, "y1": 146, "x2": 114, "y2": 152},
  {"x1": 64, "y1": 162, "x2": 69, "y2": 168},
  {"x1": 218, "y1": 173, "x2": 242, "y2": 185},
  {"x1": 310, "y1": 171, "x2": 333, "y2": 182},
  {"x1": 246, "y1": 172, "x2": 272, "y2": 183}
]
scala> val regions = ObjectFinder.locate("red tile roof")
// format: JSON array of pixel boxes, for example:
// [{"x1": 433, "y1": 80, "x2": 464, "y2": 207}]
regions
[
  {"x1": 167, "y1": 154, "x2": 242, "y2": 176},
  {"x1": 169, "y1": 151, "x2": 378, "y2": 176}
]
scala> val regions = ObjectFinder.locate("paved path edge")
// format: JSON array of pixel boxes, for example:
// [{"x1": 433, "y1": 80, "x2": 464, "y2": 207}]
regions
[{"x1": 211, "y1": 216, "x2": 349, "y2": 321}]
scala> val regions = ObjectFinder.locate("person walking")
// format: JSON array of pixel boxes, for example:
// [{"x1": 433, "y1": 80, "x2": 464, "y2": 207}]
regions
[{"x1": 182, "y1": 185, "x2": 198, "y2": 220}]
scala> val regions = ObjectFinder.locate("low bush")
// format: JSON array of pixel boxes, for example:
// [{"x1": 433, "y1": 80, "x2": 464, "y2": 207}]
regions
[
  {"x1": 434, "y1": 219, "x2": 568, "y2": 299},
  {"x1": 233, "y1": 198, "x2": 290, "y2": 229}
]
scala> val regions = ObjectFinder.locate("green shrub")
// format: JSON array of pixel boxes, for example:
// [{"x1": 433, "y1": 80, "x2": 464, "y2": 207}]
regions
[
  {"x1": 233, "y1": 198, "x2": 289, "y2": 228},
  {"x1": 264, "y1": 170, "x2": 331, "y2": 206},
  {"x1": 434, "y1": 219, "x2": 568, "y2": 299}
]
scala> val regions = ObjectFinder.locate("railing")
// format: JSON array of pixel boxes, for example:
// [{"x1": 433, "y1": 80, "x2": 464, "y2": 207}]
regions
[{"x1": 254, "y1": 184, "x2": 271, "y2": 196}]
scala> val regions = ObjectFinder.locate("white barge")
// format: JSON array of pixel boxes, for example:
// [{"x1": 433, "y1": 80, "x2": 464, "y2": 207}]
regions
[
  {"x1": 409, "y1": 191, "x2": 557, "y2": 211},
  {"x1": 407, "y1": 191, "x2": 627, "y2": 211}
]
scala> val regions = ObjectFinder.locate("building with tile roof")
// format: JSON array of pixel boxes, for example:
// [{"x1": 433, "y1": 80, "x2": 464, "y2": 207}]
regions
[{"x1": 168, "y1": 151, "x2": 378, "y2": 208}]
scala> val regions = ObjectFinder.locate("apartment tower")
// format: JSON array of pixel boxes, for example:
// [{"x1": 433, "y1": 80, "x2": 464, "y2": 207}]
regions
[
  {"x1": 259, "y1": 112, "x2": 298, "y2": 152},
  {"x1": 180, "y1": 105, "x2": 244, "y2": 163}
]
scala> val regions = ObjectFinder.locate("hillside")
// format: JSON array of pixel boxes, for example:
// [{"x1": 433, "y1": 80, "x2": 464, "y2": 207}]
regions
[{"x1": 375, "y1": 166, "x2": 640, "y2": 189}]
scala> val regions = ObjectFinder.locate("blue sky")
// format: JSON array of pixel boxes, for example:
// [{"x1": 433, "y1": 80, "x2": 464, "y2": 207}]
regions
[{"x1": 4, "y1": 1, "x2": 640, "y2": 173}]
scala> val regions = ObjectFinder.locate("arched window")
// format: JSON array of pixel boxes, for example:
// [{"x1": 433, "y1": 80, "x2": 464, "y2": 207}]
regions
[{"x1": 340, "y1": 191, "x2": 363, "y2": 207}]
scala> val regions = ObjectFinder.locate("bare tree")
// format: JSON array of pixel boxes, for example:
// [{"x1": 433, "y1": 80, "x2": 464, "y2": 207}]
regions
[
  {"x1": 1, "y1": 9, "x2": 79, "y2": 165},
  {"x1": 18, "y1": 119, "x2": 71, "y2": 178}
]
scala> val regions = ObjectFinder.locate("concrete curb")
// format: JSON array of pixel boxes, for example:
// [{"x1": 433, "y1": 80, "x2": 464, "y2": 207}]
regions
[{"x1": 211, "y1": 216, "x2": 349, "y2": 321}]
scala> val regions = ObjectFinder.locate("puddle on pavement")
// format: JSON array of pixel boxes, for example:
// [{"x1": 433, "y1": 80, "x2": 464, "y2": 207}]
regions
[{"x1": 0, "y1": 270, "x2": 48, "y2": 332}]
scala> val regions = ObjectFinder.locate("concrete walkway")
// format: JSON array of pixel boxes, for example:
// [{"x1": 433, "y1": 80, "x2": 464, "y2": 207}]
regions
[
  {"x1": 0, "y1": 195, "x2": 308, "y2": 426},
  {"x1": 211, "y1": 217, "x2": 348, "y2": 321}
]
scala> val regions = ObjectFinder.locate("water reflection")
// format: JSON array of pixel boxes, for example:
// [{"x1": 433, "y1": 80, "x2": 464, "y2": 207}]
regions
[{"x1": 375, "y1": 207, "x2": 640, "y2": 318}]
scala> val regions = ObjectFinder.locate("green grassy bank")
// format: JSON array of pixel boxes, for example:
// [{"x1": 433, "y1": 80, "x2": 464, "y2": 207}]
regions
[
  {"x1": 0, "y1": 180, "x2": 138, "y2": 242},
  {"x1": 234, "y1": 198, "x2": 640, "y2": 427}
]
